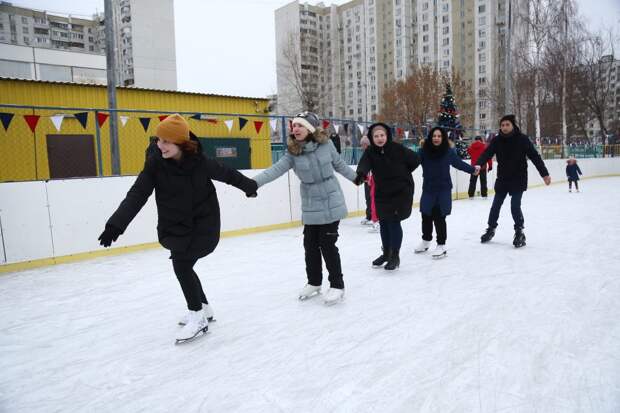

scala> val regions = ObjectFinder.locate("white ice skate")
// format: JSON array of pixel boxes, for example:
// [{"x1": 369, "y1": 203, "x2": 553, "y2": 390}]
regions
[
  {"x1": 179, "y1": 303, "x2": 214, "y2": 326},
  {"x1": 414, "y1": 240, "x2": 431, "y2": 253},
  {"x1": 298, "y1": 284, "x2": 321, "y2": 301},
  {"x1": 323, "y1": 288, "x2": 345, "y2": 305},
  {"x1": 175, "y1": 309, "x2": 208, "y2": 345},
  {"x1": 431, "y1": 244, "x2": 447, "y2": 259},
  {"x1": 368, "y1": 222, "x2": 380, "y2": 233},
  {"x1": 360, "y1": 218, "x2": 372, "y2": 225}
]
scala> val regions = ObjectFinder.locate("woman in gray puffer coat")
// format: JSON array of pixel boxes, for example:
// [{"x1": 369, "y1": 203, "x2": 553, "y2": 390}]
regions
[{"x1": 253, "y1": 112, "x2": 357, "y2": 305}]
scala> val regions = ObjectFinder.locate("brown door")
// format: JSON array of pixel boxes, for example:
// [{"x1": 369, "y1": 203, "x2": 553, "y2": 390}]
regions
[{"x1": 47, "y1": 134, "x2": 97, "y2": 179}]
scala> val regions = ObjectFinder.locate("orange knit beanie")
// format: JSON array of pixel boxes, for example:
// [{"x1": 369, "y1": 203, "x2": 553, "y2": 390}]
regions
[{"x1": 155, "y1": 114, "x2": 189, "y2": 144}]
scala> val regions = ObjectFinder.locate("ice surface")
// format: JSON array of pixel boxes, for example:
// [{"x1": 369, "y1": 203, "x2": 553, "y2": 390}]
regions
[{"x1": 1, "y1": 178, "x2": 619, "y2": 412}]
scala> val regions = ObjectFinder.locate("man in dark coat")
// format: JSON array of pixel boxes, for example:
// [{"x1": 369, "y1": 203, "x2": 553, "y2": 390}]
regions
[{"x1": 476, "y1": 115, "x2": 551, "y2": 247}]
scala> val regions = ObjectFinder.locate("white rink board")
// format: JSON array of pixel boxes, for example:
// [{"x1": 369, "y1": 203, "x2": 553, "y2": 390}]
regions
[{"x1": 1, "y1": 158, "x2": 620, "y2": 266}]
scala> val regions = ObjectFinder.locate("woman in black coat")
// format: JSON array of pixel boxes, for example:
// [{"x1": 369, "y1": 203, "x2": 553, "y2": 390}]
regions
[
  {"x1": 98, "y1": 114, "x2": 257, "y2": 343},
  {"x1": 356, "y1": 122, "x2": 420, "y2": 270}
]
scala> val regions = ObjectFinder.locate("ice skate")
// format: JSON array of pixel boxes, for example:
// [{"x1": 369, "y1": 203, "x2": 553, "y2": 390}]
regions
[
  {"x1": 298, "y1": 284, "x2": 321, "y2": 301},
  {"x1": 480, "y1": 227, "x2": 495, "y2": 243},
  {"x1": 431, "y1": 244, "x2": 447, "y2": 259},
  {"x1": 175, "y1": 309, "x2": 208, "y2": 345},
  {"x1": 384, "y1": 249, "x2": 400, "y2": 270},
  {"x1": 372, "y1": 248, "x2": 390, "y2": 267},
  {"x1": 179, "y1": 303, "x2": 215, "y2": 326},
  {"x1": 513, "y1": 229, "x2": 526, "y2": 248},
  {"x1": 414, "y1": 240, "x2": 431, "y2": 253},
  {"x1": 360, "y1": 218, "x2": 372, "y2": 225},
  {"x1": 323, "y1": 287, "x2": 344, "y2": 305},
  {"x1": 368, "y1": 222, "x2": 380, "y2": 233}
]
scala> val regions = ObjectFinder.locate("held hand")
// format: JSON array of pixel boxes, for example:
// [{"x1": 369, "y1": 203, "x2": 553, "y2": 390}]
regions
[
  {"x1": 353, "y1": 173, "x2": 366, "y2": 186},
  {"x1": 543, "y1": 176, "x2": 551, "y2": 186},
  {"x1": 488, "y1": 165, "x2": 492, "y2": 172},
  {"x1": 98, "y1": 225, "x2": 121, "y2": 248},
  {"x1": 246, "y1": 192, "x2": 258, "y2": 198},
  {"x1": 473, "y1": 165, "x2": 481, "y2": 176}
]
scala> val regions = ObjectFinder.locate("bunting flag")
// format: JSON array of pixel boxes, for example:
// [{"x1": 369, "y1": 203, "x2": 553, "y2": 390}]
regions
[
  {"x1": 120, "y1": 116, "x2": 129, "y2": 126},
  {"x1": 269, "y1": 118, "x2": 278, "y2": 132},
  {"x1": 190, "y1": 113, "x2": 201, "y2": 120},
  {"x1": 224, "y1": 119, "x2": 234, "y2": 132},
  {"x1": 254, "y1": 120, "x2": 264, "y2": 134},
  {"x1": 357, "y1": 124, "x2": 364, "y2": 134},
  {"x1": 322, "y1": 119, "x2": 330, "y2": 130},
  {"x1": 24, "y1": 115, "x2": 40, "y2": 132},
  {"x1": 139, "y1": 117, "x2": 151, "y2": 132},
  {"x1": 405, "y1": 130, "x2": 410, "y2": 139},
  {"x1": 0, "y1": 112, "x2": 15, "y2": 131},
  {"x1": 74, "y1": 112, "x2": 88, "y2": 129},
  {"x1": 332, "y1": 122, "x2": 340, "y2": 132},
  {"x1": 206, "y1": 118, "x2": 218, "y2": 124},
  {"x1": 158, "y1": 115, "x2": 168, "y2": 122},
  {"x1": 50, "y1": 114, "x2": 64, "y2": 132},
  {"x1": 396, "y1": 127, "x2": 403, "y2": 136},
  {"x1": 97, "y1": 112, "x2": 109, "y2": 127},
  {"x1": 239, "y1": 117, "x2": 248, "y2": 130}
]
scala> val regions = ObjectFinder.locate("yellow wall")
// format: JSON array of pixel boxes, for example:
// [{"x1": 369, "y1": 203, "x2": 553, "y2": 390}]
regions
[{"x1": 0, "y1": 78, "x2": 272, "y2": 181}]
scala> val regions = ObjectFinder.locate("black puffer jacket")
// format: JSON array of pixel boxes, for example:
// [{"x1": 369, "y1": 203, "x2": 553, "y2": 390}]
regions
[
  {"x1": 477, "y1": 128, "x2": 549, "y2": 192},
  {"x1": 356, "y1": 123, "x2": 420, "y2": 220},
  {"x1": 107, "y1": 142, "x2": 257, "y2": 260}
]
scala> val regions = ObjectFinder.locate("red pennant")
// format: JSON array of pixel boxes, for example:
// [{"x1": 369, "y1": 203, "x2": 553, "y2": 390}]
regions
[
  {"x1": 322, "y1": 120, "x2": 330, "y2": 129},
  {"x1": 396, "y1": 127, "x2": 404, "y2": 136},
  {"x1": 253, "y1": 121, "x2": 264, "y2": 134},
  {"x1": 24, "y1": 115, "x2": 40, "y2": 132},
  {"x1": 158, "y1": 115, "x2": 168, "y2": 122},
  {"x1": 97, "y1": 112, "x2": 109, "y2": 127},
  {"x1": 206, "y1": 118, "x2": 218, "y2": 124}
]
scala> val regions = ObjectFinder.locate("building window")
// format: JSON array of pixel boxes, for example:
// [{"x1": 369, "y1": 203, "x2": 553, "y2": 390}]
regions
[
  {"x1": 423, "y1": 35, "x2": 429, "y2": 42},
  {"x1": 479, "y1": 5, "x2": 486, "y2": 13},
  {"x1": 22, "y1": 27, "x2": 29, "y2": 34},
  {"x1": 443, "y1": 38, "x2": 449, "y2": 46},
  {"x1": 479, "y1": 29, "x2": 486, "y2": 38},
  {"x1": 423, "y1": 45, "x2": 429, "y2": 53},
  {"x1": 422, "y1": 2, "x2": 429, "y2": 10},
  {"x1": 479, "y1": 16, "x2": 486, "y2": 25},
  {"x1": 479, "y1": 40, "x2": 486, "y2": 49},
  {"x1": 422, "y1": 24, "x2": 428, "y2": 32},
  {"x1": 479, "y1": 65, "x2": 486, "y2": 73},
  {"x1": 21, "y1": 17, "x2": 28, "y2": 24},
  {"x1": 443, "y1": 27, "x2": 449, "y2": 34},
  {"x1": 479, "y1": 52, "x2": 486, "y2": 61},
  {"x1": 442, "y1": 15, "x2": 449, "y2": 23}
]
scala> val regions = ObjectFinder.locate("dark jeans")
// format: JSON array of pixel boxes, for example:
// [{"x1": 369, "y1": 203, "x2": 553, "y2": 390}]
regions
[
  {"x1": 379, "y1": 219, "x2": 403, "y2": 250},
  {"x1": 303, "y1": 221, "x2": 344, "y2": 289},
  {"x1": 421, "y1": 205, "x2": 447, "y2": 245},
  {"x1": 488, "y1": 190, "x2": 524, "y2": 230},
  {"x1": 172, "y1": 258, "x2": 209, "y2": 311},
  {"x1": 468, "y1": 169, "x2": 488, "y2": 197},
  {"x1": 364, "y1": 182, "x2": 372, "y2": 220},
  {"x1": 569, "y1": 180, "x2": 579, "y2": 190}
]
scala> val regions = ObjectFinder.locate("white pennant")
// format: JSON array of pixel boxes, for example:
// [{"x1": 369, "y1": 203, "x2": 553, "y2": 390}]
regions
[
  {"x1": 357, "y1": 124, "x2": 364, "y2": 134},
  {"x1": 120, "y1": 116, "x2": 129, "y2": 126},
  {"x1": 332, "y1": 122, "x2": 340, "y2": 132},
  {"x1": 269, "y1": 119, "x2": 278, "y2": 132},
  {"x1": 50, "y1": 115, "x2": 64, "y2": 131},
  {"x1": 224, "y1": 119, "x2": 234, "y2": 133},
  {"x1": 405, "y1": 131, "x2": 410, "y2": 139}
]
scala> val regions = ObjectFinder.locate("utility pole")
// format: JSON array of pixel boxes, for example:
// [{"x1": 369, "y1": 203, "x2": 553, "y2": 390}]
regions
[
  {"x1": 504, "y1": 0, "x2": 513, "y2": 115},
  {"x1": 104, "y1": 0, "x2": 120, "y2": 175},
  {"x1": 561, "y1": 0, "x2": 568, "y2": 156}
]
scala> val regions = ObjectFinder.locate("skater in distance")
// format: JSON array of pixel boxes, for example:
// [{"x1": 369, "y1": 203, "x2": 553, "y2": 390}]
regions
[{"x1": 98, "y1": 114, "x2": 258, "y2": 344}]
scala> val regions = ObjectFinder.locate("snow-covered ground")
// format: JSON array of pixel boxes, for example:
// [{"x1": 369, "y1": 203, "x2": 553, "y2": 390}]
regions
[{"x1": 1, "y1": 177, "x2": 619, "y2": 413}]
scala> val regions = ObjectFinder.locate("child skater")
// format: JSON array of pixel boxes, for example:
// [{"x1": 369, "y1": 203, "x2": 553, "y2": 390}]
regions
[
  {"x1": 414, "y1": 127, "x2": 480, "y2": 259},
  {"x1": 253, "y1": 111, "x2": 357, "y2": 305},
  {"x1": 566, "y1": 157, "x2": 582, "y2": 192},
  {"x1": 355, "y1": 122, "x2": 421, "y2": 270},
  {"x1": 98, "y1": 114, "x2": 258, "y2": 344}
]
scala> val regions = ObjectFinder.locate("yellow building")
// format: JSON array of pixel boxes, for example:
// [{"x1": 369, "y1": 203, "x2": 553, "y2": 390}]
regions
[{"x1": 0, "y1": 78, "x2": 272, "y2": 182}]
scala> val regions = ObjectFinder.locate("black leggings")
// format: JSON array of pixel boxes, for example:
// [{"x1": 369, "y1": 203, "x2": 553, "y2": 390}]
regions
[
  {"x1": 172, "y1": 258, "x2": 209, "y2": 311},
  {"x1": 569, "y1": 180, "x2": 579, "y2": 190},
  {"x1": 379, "y1": 219, "x2": 403, "y2": 250},
  {"x1": 421, "y1": 205, "x2": 447, "y2": 245}
]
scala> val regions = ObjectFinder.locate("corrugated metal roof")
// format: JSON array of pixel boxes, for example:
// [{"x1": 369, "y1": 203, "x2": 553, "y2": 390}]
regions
[{"x1": 0, "y1": 77, "x2": 269, "y2": 101}]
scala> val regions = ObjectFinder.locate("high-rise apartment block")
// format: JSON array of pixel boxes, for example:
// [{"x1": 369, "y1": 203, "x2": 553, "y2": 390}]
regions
[{"x1": 276, "y1": 0, "x2": 524, "y2": 133}]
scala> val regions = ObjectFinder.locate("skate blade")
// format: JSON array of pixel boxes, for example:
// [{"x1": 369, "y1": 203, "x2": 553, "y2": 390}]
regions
[
  {"x1": 323, "y1": 296, "x2": 344, "y2": 306},
  {"x1": 178, "y1": 317, "x2": 215, "y2": 326},
  {"x1": 432, "y1": 253, "x2": 447, "y2": 259},
  {"x1": 298, "y1": 292, "x2": 320, "y2": 301},
  {"x1": 175, "y1": 326, "x2": 209, "y2": 345},
  {"x1": 414, "y1": 249, "x2": 428, "y2": 254}
]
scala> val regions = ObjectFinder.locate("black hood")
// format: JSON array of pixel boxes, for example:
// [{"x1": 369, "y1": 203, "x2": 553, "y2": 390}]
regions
[
  {"x1": 367, "y1": 122, "x2": 393, "y2": 151},
  {"x1": 422, "y1": 126, "x2": 450, "y2": 158}
]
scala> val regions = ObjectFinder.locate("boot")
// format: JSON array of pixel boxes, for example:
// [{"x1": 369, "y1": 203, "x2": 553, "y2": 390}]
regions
[
  {"x1": 298, "y1": 284, "x2": 321, "y2": 300},
  {"x1": 513, "y1": 228, "x2": 526, "y2": 248},
  {"x1": 323, "y1": 287, "x2": 345, "y2": 305},
  {"x1": 179, "y1": 303, "x2": 214, "y2": 326},
  {"x1": 372, "y1": 248, "x2": 390, "y2": 267},
  {"x1": 431, "y1": 244, "x2": 447, "y2": 259},
  {"x1": 176, "y1": 308, "x2": 208, "y2": 342},
  {"x1": 414, "y1": 240, "x2": 431, "y2": 253},
  {"x1": 480, "y1": 227, "x2": 495, "y2": 243},
  {"x1": 384, "y1": 248, "x2": 400, "y2": 270}
]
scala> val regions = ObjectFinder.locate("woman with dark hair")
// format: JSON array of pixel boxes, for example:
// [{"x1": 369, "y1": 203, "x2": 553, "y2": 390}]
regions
[
  {"x1": 414, "y1": 127, "x2": 480, "y2": 259},
  {"x1": 355, "y1": 122, "x2": 421, "y2": 270},
  {"x1": 98, "y1": 114, "x2": 258, "y2": 344}
]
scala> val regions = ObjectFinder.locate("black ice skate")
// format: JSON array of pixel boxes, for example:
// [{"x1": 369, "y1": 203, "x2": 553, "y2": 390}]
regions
[
  {"x1": 384, "y1": 249, "x2": 400, "y2": 270},
  {"x1": 372, "y1": 248, "x2": 390, "y2": 268},
  {"x1": 480, "y1": 227, "x2": 495, "y2": 243},
  {"x1": 513, "y1": 229, "x2": 526, "y2": 248}
]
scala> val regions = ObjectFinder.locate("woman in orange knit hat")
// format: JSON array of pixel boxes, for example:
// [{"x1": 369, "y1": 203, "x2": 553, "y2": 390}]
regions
[{"x1": 98, "y1": 114, "x2": 257, "y2": 344}]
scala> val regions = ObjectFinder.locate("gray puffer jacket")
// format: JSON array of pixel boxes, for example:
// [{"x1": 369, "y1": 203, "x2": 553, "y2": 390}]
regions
[{"x1": 254, "y1": 129, "x2": 357, "y2": 225}]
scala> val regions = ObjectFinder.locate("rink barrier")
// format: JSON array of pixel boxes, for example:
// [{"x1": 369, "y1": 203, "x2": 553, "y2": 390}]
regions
[{"x1": 2, "y1": 158, "x2": 620, "y2": 274}]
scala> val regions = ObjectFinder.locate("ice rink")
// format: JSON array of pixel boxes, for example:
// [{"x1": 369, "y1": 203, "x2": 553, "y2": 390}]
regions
[{"x1": 1, "y1": 177, "x2": 619, "y2": 412}]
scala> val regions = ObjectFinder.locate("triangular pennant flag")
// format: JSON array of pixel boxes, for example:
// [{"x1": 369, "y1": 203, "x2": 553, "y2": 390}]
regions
[
  {"x1": 24, "y1": 115, "x2": 40, "y2": 132},
  {"x1": 139, "y1": 117, "x2": 151, "y2": 132},
  {"x1": 120, "y1": 116, "x2": 129, "y2": 126},
  {"x1": 269, "y1": 119, "x2": 278, "y2": 132},
  {"x1": 396, "y1": 127, "x2": 404, "y2": 136},
  {"x1": 239, "y1": 117, "x2": 248, "y2": 130},
  {"x1": 253, "y1": 121, "x2": 264, "y2": 134},
  {"x1": 405, "y1": 130, "x2": 410, "y2": 139},
  {"x1": 332, "y1": 122, "x2": 340, "y2": 132},
  {"x1": 206, "y1": 118, "x2": 218, "y2": 124},
  {"x1": 0, "y1": 112, "x2": 15, "y2": 131},
  {"x1": 224, "y1": 119, "x2": 233, "y2": 132},
  {"x1": 322, "y1": 119, "x2": 330, "y2": 129},
  {"x1": 74, "y1": 112, "x2": 88, "y2": 129},
  {"x1": 97, "y1": 112, "x2": 109, "y2": 127},
  {"x1": 190, "y1": 113, "x2": 201, "y2": 120},
  {"x1": 50, "y1": 114, "x2": 64, "y2": 132},
  {"x1": 158, "y1": 115, "x2": 168, "y2": 122},
  {"x1": 357, "y1": 124, "x2": 364, "y2": 134}
]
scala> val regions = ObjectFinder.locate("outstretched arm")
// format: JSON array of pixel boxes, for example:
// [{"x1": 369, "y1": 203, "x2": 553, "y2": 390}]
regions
[
  {"x1": 330, "y1": 141, "x2": 357, "y2": 182},
  {"x1": 476, "y1": 140, "x2": 497, "y2": 167},
  {"x1": 405, "y1": 147, "x2": 421, "y2": 172},
  {"x1": 204, "y1": 157, "x2": 257, "y2": 195},
  {"x1": 450, "y1": 149, "x2": 477, "y2": 174},
  {"x1": 253, "y1": 153, "x2": 294, "y2": 188}
]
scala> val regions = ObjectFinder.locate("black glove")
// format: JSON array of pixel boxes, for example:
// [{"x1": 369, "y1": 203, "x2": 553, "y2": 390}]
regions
[
  {"x1": 354, "y1": 173, "x2": 366, "y2": 186},
  {"x1": 98, "y1": 224, "x2": 122, "y2": 247},
  {"x1": 245, "y1": 179, "x2": 258, "y2": 198}
]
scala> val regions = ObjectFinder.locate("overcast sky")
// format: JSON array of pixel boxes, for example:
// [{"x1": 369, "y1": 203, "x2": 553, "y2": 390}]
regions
[{"x1": 10, "y1": 0, "x2": 620, "y2": 98}]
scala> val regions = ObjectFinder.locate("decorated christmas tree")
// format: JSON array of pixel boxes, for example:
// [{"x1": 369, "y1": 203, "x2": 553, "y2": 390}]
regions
[{"x1": 437, "y1": 83, "x2": 467, "y2": 158}]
